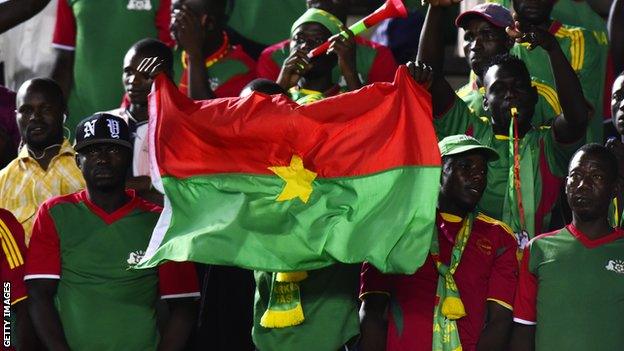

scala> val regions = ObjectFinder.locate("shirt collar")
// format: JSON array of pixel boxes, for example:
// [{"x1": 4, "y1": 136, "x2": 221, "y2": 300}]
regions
[
  {"x1": 17, "y1": 138, "x2": 75, "y2": 161},
  {"x1": 567, "y1": 224, "x2": 624, "y2": 249},
  {"x1": 549, "y1": 20, "x2": 563, "y2": 35}
]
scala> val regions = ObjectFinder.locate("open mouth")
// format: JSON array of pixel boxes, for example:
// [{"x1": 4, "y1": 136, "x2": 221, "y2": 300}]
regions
[{"x1": 27, "y1": 125, "x2": 47, "y2": 136}]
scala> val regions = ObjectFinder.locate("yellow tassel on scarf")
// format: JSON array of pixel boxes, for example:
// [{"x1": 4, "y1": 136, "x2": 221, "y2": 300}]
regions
[
  {"x1": 260, "y1": 271, "x2": 309, "y2": 328},
  {"x1": 441, "y1": 296, "x2": 466, "y2": 320},
  {"x1": 260, "y1": 300, "x2": 305, "y2": 328}
]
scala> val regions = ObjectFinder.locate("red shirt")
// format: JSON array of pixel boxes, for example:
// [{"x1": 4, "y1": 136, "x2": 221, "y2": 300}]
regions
[
  {"x1": 360, "y1": 212, "x2": 518, "y2": 351},
  {"x1": 256, "y1": 36, "x2": 397, "y2": 84}
]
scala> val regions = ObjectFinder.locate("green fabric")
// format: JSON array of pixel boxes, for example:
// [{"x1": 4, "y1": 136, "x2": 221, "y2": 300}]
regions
[
  {"x1": 139, "y1": 166, "x2": 440, "y2": 274},
  {"x1": 67, "y1": 0, "x2": 162, "y2": 136},
  {"x1": 509, "y1": 23, "x2": 608, "y2": 143},
  {"x1": 435, "y1": 97, "x2": 582, "y2": 236},
  {"x1": 487, "y1": 0, "x2": 607, "y2": 32},
  {"x1": 261, "y1": 273, "x2": 305, "y2": 328},
  {"x1": 528, "y1": 227, "x2": 624, "y2": 350},
  {"x1": 291, "y1": 8, "x2": 343, "y2": 36},
  {"x1": 270, "y1": 40, "x2": 376, "y2": 86},
  {"x1": 431, "y1": 213, "x2": 474, "y2": 351},
  {"x1": 608, "y1": 198, "x2": 624, "y2": 228},
  {"x1": 457, "y1": 77, "x2": 560, "y2": 127},
  {"x1": 227, "y1": 0, "x2": 307, "y2": 45},
  {"x1": 253, "y1": 264, "x2": 361, "y2": 351},
  {"x1": 50, "y1": 201, "x2": 161, "y2": 351}
]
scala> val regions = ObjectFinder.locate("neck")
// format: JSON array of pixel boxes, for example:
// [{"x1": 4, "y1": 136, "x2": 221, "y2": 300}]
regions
[
  {"x1": 128, "y1": 103, "x2": 148, "y2": 122},
  {"x1": 87, "y1": 186, "x2": 130, "y2": 214},
  {"x1": 492, "y1": 119, "x2": 532, "y2": 137},
  {"x1": 438, "y1": 193, "x2": 470, "y2": 218},
  {"x1": 203, "y1": 30, "x2": 224, "y2": 57},
  {"x1": 571, "y1": 214, "x2": 613, "y2": 240},
  {"x1": 298, "y1": 74, "x2": 334, "y2": 93},
  {"x1": 28, "y1": 140, "x2": 63, "y2": 170}
]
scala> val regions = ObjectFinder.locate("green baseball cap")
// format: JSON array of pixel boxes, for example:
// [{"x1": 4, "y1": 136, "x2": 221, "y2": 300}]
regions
[{"x1": 438, "y1": 134, "x2": 499, "y2": 161}]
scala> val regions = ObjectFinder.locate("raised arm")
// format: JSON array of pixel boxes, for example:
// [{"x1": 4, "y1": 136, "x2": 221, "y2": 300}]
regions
[
  {"x1": 0, "y1": 0, "x2": 50, "y2": 34},
  {"x1": 416, "y1": 4, "x2": 458, "y2": 116},
  {"x1": 26, "y1": 279, "x2": 71, "y2": 351}
]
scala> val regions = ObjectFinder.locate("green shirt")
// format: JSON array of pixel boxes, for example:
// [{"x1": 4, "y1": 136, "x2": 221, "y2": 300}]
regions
[
  {"x1": 253, "y1": 265, "x2": 361, "y2": 351},
  {"x1": 436, "y1": 97, "x2": 581, "y2": 236},
  {"x1": 514, "y1": 225, "x2": 624, "y2": 350},
  {"x1": 457, "y1": 77, "x2": 561, "y2": 127},
  {"x1": 509, "y1": 21, "x2": 608, "y2": 143}
]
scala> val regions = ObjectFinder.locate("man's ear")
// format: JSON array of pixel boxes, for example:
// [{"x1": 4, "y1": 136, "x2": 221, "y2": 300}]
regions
[{"x1": 75, "y1": 154, "x2": 82, "y2": 170}]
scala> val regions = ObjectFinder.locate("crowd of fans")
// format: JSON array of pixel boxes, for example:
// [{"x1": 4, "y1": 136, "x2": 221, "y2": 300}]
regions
[{"x1": 0, "y1": 0, "x2": 622, "y2": 350}]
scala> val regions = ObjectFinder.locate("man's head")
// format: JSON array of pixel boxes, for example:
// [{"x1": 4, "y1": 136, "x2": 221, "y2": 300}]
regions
[
  {"x1": 482, "y1": 54, "x2": 538, "y2": 130},
  {"x1": 566, "y1": 144, "x2": 619, "y2": 222},
  {"x1": 123, "y1": 39, "x2": 173, "y2": 106},
  {"x1": 171, "y1": 0, "x2": 227, "y2": 34},
  {"x1": 512, "y1": 0, "x2": 554, "y2": 26},
  {"x1": 239, "y1": 79, "x2": 288, "y2": 97},
  {"x1": 439, "y1": 135, "x2": 499, "y2": 212},
  {"x1": 74, "y1": 113, "x2": 132, "y2": 191},
  {"x1": 15, "y1": 78, "x2": 65, "y2": 151},
  {"x1": 290, "y1": 8, "x2": 343, "y2": 79},
  {"x1": 456, "y1": 4, "x2": 515, "y2": 77},
  {"x1": 611, "y1": 72, "x2": 624, "y2": 136},
  {"x1": 306, "y1": 0, "x2": 350, "y2": 22}
]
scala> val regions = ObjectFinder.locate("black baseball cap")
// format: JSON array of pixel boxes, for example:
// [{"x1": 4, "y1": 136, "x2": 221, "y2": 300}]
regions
[{"x1": 74, "y1": 113, "x2": 132, "y2": 151}]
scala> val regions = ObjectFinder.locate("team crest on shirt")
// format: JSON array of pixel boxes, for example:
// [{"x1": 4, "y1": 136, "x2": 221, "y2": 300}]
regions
[
  {"x1": 605, "y1": 260, "x2": 624, "y2": 274},
  {"x1": 127, "y1": 250, "x2": 146, "y2": 267},
  {"x1": 127, "y1": 0, "x2": 152, "y2": 11}
]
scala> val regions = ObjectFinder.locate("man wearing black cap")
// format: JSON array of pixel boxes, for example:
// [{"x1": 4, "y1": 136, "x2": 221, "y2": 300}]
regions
[
  {"x1": 25, "y1": 113, "x2": 200, "y2": 351},
  {"x1": 360, "y1": 135, "x2": 518, "y2": 351}
]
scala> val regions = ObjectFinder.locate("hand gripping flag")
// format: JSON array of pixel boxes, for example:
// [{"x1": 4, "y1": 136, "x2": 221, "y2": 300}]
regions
[{"x1": 138, "y1": 66, "x2": 441, "y2": 275}]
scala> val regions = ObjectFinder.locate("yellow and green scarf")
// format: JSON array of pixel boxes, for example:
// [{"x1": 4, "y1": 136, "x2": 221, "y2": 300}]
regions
[
  {"x1": 431, "y1": 212, "x2": 474, "y2": 351},
  {"x1": 260, "y1": 271, "x2": 308, "y2": 328}
]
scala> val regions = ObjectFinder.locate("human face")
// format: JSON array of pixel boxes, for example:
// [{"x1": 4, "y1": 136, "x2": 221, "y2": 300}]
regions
[
  {"x1": 462, "y1": 18, "x2": 512, "y2": 77},
  {"x1": 483, "y1": 64, "x2": 537, "y2": 130},
  {"x1": 76, "y1": 143, "x2": 131, "y2": 191},
  {"x1": 15, "y1": 82, "x2": 64, "y2": 150},
  {"x1": 566, "y1": 151, "x2": 617, "y2": 221},
  {"x1": 123, "y1": 49, "x2": 153, "y2": 106},
  {"x1": 290, "y1": 23, "x2": 336, "y2": 78},
  {"x1": 611, "y1": 74, "x2": 624, "y2": 136},
  {"x1": 440, "y1": 152, "x2": 489, "y2": 212},
  {"x1": 512, "y1": 0, "x2": 554, "y2": 25}
]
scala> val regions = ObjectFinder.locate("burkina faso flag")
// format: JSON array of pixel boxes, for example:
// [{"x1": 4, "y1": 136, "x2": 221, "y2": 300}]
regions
[{"x1": 138, "y1": 66, "x2": 441, "y2": 274}]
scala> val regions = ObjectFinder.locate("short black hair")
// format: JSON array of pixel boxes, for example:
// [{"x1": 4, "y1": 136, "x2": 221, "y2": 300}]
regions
[
  {"x1": 571, "y1": 143, "x2": 619, "y2": 181},
  {"x1": 22, "y1": 78, "x2": 65, "y2": 110},
  {"x1": 482, "y1": 53, "x2": 531, "y2": 83},
  {"x1": 128, "y1": 38, "x2": 174, "y2": 77},
  {"x1": 241, "y1": 79, "x2": 288, "y2": 96}
]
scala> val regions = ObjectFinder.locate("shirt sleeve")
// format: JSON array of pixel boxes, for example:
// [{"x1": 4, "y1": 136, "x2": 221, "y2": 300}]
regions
[
  {"x1": 52, "y1": 0, "x2": 76, "y2": 50},
  {"x1": 433, "y1": 95, "x2": 473, "y2": 140},
  {"x1": 0, "y1": 210, "x2": 27, "y2": 304},
  {"x1": 24, "y1": 203, "x2": 61, "y2": 280},
  {"x1": 155, "y1": 0, "x2": 175, "y2": 47},
  {"x1": 367, "y1": 44, "x2": 398, "y2": 83},
  {"x1": 158, "y1": 261, "x2": 200, "y2": 299},
  {"x1": 359, "y1": 262, "x2": 392, "y2": 299},
  {"x1": 486, "y1": 229, "x2": 519, "y2": 311},
  {"x1": 513, "y1": 244, "x2": 537, "y2": 325}
]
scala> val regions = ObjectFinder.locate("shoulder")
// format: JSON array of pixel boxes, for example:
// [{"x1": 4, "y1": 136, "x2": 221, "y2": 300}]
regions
[
  {"x1": 134, "y1": 196, "x2": 163, "y2": 214},
  {"x1": 41, "y1": 191, "x2": 85, "y2": 212},
  {"x1": 475, "y1": 213, "x2": 516, "y2": 242},
  {"x1": 228, "y1": 45, "x2": 256, "y2": 67},
  {"x1": 261, "y1": 39, "x2": 289, "y2": 55}
]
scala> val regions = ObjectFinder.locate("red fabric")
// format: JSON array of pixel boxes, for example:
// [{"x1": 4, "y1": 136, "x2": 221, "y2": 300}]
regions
[
  {"x1": 0, "y1": 209, "x2": 27, "y2": 304},
  {"x1": 152, "y1": 65, "x2": 438, "y2": 179},
  {"x1": 566, "y1": 224, "x2": 624, "y2": 248},
  {"x1": 155, "y1": 0, "x2": 174, "y2": 47},
  {"x1": 177, "y1": 45, "x2": 257, "y2": 98},
  {"x1": 360, "y1": 213, "x2": 518, "y2": 351},
  {"x1": 535, "y1": 139, "x2": 563, "y2": 234},
  {"x1": 25, "y1": 196, "x2": 66, "y2": 278},
  {"x1": 158, "y1": 261, "x2": 200, "y2": 298},
  {"x1": 256, "y1": 37, "x2": 397, "y2": 83},
  {"x1": 52, "y1": 0, "x2": 76, "y2": 48},
  {"x1": 80, "y1": 189, "x2": 160, "y2": 224},
  {"x1": 513, "y1": 241, "x2": 538, "y2": 324}
]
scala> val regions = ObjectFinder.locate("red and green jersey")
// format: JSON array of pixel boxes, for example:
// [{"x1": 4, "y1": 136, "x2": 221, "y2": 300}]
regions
[
  {"x1": 253, "y1": 264, "x2": 361, "y2": 350},
  {"x1": 25, "y1": 190, "x2": 200, "y2": 351},
  {"x1": 514, "y1": 225, "x2": 624, "y2": 350},
  {"x1": 509, "y1": 21, "x2": 608, "y2": 143},
  {"x1": 53, "y1": 0, "x2": 173, "y2": 134},
  {"x1": 256, "y1": 37, "x2": 398, "y2": 86},
  {"x1": 176, "y1": 44, "x2": 257, "y2": 98},
  {"x1": 360, "y1": 212, "x2": 518, "y2": 351},
  {"x1": 457, "y1": 78, "x2": 561, "y2": 127},
  {"x1": 436, "y1": 96, "x2": 583, "y2": 238}
]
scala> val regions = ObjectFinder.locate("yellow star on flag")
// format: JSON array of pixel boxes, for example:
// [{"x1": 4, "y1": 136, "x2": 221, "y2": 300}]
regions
[{"x1": 268, "y1": 155, "x2": 317, "y2": 203}]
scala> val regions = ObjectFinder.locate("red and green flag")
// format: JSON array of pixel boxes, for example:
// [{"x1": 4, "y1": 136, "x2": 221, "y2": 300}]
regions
[{"x1": 138, "y1": 66, "x2": 441, "y2": 274}]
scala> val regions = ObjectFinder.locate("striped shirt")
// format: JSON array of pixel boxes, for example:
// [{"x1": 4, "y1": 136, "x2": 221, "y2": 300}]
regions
[{"x1": 0, "y1": 139, "x2": 85, "y2": 244}]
